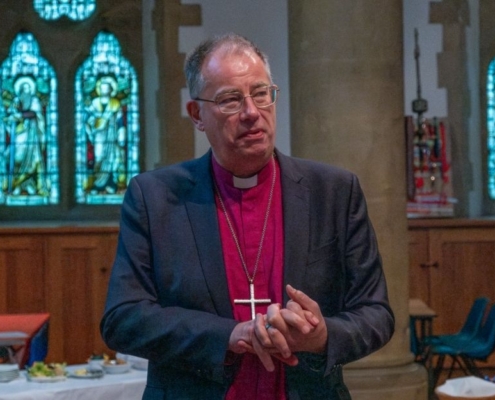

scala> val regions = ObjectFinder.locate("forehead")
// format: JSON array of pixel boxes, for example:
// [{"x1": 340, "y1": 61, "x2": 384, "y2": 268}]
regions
[{"x1": 201, "y1": 47, "x2": 270, "y2": 90}]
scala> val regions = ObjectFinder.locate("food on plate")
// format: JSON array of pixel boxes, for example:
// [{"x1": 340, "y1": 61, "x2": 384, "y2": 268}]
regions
[
  {"x1": 72, "y1": 368, "x2": 89, "y2": 376},
  {"x1": 27, "y1": 362, "x2": 66, "y2": 377},
  {"x1": 103, "y1": 357, "x2": 127, "y2": 366},
  {"x1": 69, "y1": 367, "x2": 104, "y2": 378}
]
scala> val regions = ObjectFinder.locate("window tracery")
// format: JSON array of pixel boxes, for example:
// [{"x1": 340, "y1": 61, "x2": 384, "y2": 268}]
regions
[{"x1": 33, "y1": 0, "x2": 96, "y2": 21}]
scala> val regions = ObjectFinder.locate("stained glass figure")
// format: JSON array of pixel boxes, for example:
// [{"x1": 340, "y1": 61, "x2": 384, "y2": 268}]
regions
[
  {"x1": 488, "y1": 59, "x2": 495, "y2": 199},
  {"x1": 75, "y1": 31, "x2": 140, "y2": 205},
  {"x1": 33, "y1": 0, "x2": 96, "y2": 21},
  {"x1": 0, "y1": 32, "x2": 59, "y2": 206}
]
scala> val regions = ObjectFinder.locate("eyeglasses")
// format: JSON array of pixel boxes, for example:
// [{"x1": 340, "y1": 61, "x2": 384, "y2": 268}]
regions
[{"x1": 194, "y1": 85, "x2": 279, "y2": 114}]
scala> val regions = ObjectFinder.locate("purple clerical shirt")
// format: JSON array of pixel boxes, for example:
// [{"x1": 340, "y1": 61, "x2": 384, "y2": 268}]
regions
[{"x1": 212, "y1": 155, "x2": 286, "y2": 400}]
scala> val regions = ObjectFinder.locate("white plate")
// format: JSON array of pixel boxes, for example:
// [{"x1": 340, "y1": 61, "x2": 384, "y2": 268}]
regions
[
  {"x1": 26, "y1": 375, "x2": 67, "y2": 383},
  {"x1": 0, "y1": 364, "x2": 19, "y2": 372},
  {"x1": 0, "y1": 373, "x2": 19, "y2": 383},
  {"x1": 68, "y1": 368, "x2": 104, "y2": 379}
]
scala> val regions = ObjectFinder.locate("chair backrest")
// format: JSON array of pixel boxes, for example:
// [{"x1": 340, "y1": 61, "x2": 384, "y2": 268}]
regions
[
  {"x1": 459, "y1": 297, "x2": 490, "y2": 337},
  {"x1": 465, "y1": 303, "x2": 495, "y2": 359},
  {"x1": 26, "y1": 321, "x2": 49, "y2": 367}
]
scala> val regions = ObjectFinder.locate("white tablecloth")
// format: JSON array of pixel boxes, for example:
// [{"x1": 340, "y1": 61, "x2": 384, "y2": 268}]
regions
[{"x1": 0, "y1": 365, "x2": 147, "y2": 400}]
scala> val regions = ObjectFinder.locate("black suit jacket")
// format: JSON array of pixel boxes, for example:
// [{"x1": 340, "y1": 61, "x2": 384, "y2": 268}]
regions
[{"x1": 100, "y1": 150, "x2": 394, "y2": 399}]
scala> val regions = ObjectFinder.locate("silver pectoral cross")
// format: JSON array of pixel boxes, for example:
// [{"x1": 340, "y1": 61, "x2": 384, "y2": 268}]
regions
[{"x1": 234, "y1": 283, "x2": 271, "y2": 320}]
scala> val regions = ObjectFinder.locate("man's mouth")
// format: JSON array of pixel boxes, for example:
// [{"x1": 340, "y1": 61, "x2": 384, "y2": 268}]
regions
[{"x1": 240, "y1": 129, "x2": 264, "y2": 139}]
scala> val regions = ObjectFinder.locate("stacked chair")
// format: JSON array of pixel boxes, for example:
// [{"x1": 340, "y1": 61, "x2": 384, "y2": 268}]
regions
[
  {"x1": 426, "y1": 297, "x2": 495, "y2": 387},
  {"x1": 0, "y1": 313, "x2": 50, "y2": 368}
]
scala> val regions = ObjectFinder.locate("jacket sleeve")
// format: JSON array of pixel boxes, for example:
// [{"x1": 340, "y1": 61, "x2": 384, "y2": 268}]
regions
[{"x1": 322, "y1": 173, "x2": 394, "y2": 372}]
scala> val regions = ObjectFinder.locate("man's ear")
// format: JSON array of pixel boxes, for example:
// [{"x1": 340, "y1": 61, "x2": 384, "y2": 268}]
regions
[{"x1": 186, "y1": 100, "x2": 204, "y2": 131}]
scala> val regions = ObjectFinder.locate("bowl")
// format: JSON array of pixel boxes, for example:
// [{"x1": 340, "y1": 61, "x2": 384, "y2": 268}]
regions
[{"x1": 102, "y1": 361, "x2": 130, "y2": 374}]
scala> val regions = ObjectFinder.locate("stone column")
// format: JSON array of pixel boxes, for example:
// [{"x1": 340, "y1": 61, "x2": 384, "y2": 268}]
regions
[{"x1": 288, "y1": 1, "x2": 427, "y2": 399}]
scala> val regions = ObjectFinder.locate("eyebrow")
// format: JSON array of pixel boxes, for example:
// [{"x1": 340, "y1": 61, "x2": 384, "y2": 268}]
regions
[{"x1": 215, "y1": 83, "x2": 270, "y2": 97}]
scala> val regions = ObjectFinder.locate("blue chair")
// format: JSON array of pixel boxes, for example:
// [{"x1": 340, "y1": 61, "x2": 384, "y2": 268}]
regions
[
  {"x1": 426, "y1": 297, "x2": 489, "y2": 348},
  {"x1": 429, "y1": 302, "x2": 495, "y2": 385},
  {"x1": 459, "y1": 303, "x2": 495, "y2": 376}
]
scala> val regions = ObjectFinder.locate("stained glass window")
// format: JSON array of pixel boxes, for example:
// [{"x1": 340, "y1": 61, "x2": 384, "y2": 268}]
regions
[
  {"x1": 488, "y1": 59, "x2": 495, "y2": 198},
  {"x1": 33, "y1": 0, "x2": 96, "y2": 21},
  {"x1": 75, "y1": 31, "x2": 140, "y2": 205},
  {"x1": 0, "y1": 32, "x2": 59, "y2": 206}
]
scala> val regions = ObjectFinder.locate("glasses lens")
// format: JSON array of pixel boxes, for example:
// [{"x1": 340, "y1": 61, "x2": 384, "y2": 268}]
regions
[
  {"x1": 251, "y1": 86, "x2": 273, "y2": 106},
  {"x1": 215, "y1": 86, "x2": 278, "y2": 113},
  {"x1": 216, "y1": 92, "x2": 243, "y2": 113}
]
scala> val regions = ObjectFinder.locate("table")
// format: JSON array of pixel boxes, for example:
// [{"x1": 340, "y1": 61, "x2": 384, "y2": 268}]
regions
[
  {"x1": 0, "y1": 365, "x2": 147, "y2": 400},
  {"x1": 409, "y1": 298, "x2": 437, "y2": 363}
]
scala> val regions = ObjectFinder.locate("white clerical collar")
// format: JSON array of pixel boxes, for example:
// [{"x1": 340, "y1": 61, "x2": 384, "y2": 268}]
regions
[{"x1": 233, "y1": 175, "x2": 258, "y2": 189}]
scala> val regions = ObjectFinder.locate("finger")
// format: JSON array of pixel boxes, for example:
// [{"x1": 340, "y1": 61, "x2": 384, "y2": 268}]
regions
[
  {"x1": 286, "y1": 301, "x2": 319, "y2": 327},
  {"x1": 286, "y1": 285, "x2": 320, "y2": 324},
  {"x1": 265, "y1": 304, "x2": 285, "y2": 330},
  {"x1": 271, "y1": 352, "x2": 299, "y2": 367},
  {"x1": 254, "y1": 313, "x2": 273, "y2": 347},
  {"x1": 303, "y1": 310, "x2": 320, "y2": 327},
  {"x1": 252, "y1": 333, "x2": 276, "y2": 372},
  {"x1": 257, "y1": 312, "x2": 292, "y2": 359},
  {"x1": 237, "y1": 340, "x2": 253, "y2": 354},
  {"x1": 265, "y1": 324, "x2": 292, "y2": 359},
  {"x1": 279, "y1": 308, "x2": 313, "y2": 334}
]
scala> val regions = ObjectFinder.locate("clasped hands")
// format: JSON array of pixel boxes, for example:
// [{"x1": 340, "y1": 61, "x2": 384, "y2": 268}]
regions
[{"x1": 228, "y1": 284, "x2": 327, "y2": 372}]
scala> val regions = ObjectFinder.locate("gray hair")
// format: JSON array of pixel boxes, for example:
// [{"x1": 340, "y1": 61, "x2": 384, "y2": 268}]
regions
[{"x1": 184, "y1": 33, "x2": 272, "y2": 99}]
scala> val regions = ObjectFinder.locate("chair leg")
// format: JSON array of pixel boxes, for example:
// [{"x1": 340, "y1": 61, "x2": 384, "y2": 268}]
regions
[
  {"x1": 455, "y1": 356, "x2": 470, "y2": 376},
  {"x1": 461, "y1": 355, "x2": 482, "y2": 377},
  {"x1": 433, "y1": 354, "x2": 446, "y2": 387},
  {"x1": 447, "y1": 354, "x2": 460, "y2": 379}
]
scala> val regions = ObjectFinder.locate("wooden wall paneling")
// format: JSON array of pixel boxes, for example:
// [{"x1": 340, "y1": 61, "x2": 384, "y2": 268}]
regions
[
  {"x1": 0, "y1": 235, "x2": 45, "y2": 314},
  {"x1": 44, "y1": 234, "x2": 117, "y2": 364},
  {"x1": 90, "y1": 233, "x2": 118, "y2": 357}
]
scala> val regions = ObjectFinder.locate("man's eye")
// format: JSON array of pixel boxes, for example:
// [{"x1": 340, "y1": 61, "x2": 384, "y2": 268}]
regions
[
  {"x1": 253, "y1": 89, "x2": 269, "y2": 98},
  {"x1": 217, "y1": 94, "x2": 242, "y2": 106}
]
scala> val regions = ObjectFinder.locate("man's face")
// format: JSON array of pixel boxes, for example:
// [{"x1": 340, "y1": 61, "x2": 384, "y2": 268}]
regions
[
  {"x1": 187, "y1": 48, "x2": 277, "y2": 177},
  {"x1": 21, "y1": 83, "x2": 31, "y2": 94},
  {"x1": 100, "y1": 83, "x2": 111, "y2": 96}
]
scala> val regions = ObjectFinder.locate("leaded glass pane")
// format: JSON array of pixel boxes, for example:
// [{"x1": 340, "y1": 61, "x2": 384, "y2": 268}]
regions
[
  {"x1": 75, "y1": 31, "x2": 140, "y2": 205},
  {"x1": 0, "y1": 32, "x2": 59, "y2": 206},
  {"x1": 488, "y1": 59, "x2": 495, "y2": 199},
  {"x1": 33, "y1": 0, "x2": 96, "y2": 21}
]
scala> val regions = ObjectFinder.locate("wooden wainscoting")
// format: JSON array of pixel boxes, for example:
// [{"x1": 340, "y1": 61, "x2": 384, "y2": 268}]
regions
[
  {"x1": 0, "y1": 224, "x2": 119, "y2": 365},
  {"x1": 4, "y1": 218, "x2": 495, "y2": 367}
]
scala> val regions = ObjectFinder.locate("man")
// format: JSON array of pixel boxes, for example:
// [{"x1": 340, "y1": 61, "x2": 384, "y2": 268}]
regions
[{"x1": 100, "y1": 33, "x2": 394, "y2": 400}]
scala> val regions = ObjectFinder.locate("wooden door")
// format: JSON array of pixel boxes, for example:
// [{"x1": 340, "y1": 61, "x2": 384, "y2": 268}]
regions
[
  {"x1": 408, "y1": 229, "x2": 431, "y2": 304},
  {"x1": 428, "y1": 228, "x2": 495, "y2": 337},
  {"x1": 44, "y1": 233, "x2": 117, "y2": 364}
]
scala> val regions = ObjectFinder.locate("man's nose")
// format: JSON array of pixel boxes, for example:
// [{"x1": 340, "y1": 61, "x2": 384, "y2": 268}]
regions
[{"x1": 240, "y1": 96, "x2": 260, "y2": 119}]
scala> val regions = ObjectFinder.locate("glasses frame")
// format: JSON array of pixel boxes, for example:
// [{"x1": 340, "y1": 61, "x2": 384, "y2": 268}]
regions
[{"x1": 194, "y1": 85, "x2": 279, "y2": 114}]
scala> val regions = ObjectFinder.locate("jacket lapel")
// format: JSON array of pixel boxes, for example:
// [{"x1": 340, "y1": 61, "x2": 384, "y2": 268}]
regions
[
  {"x1": 184, "y1": 152, "x2": 234, "y2": 318},
  {"x1": 276, "y1": 152, "x2": 310, "y2": 305}
]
